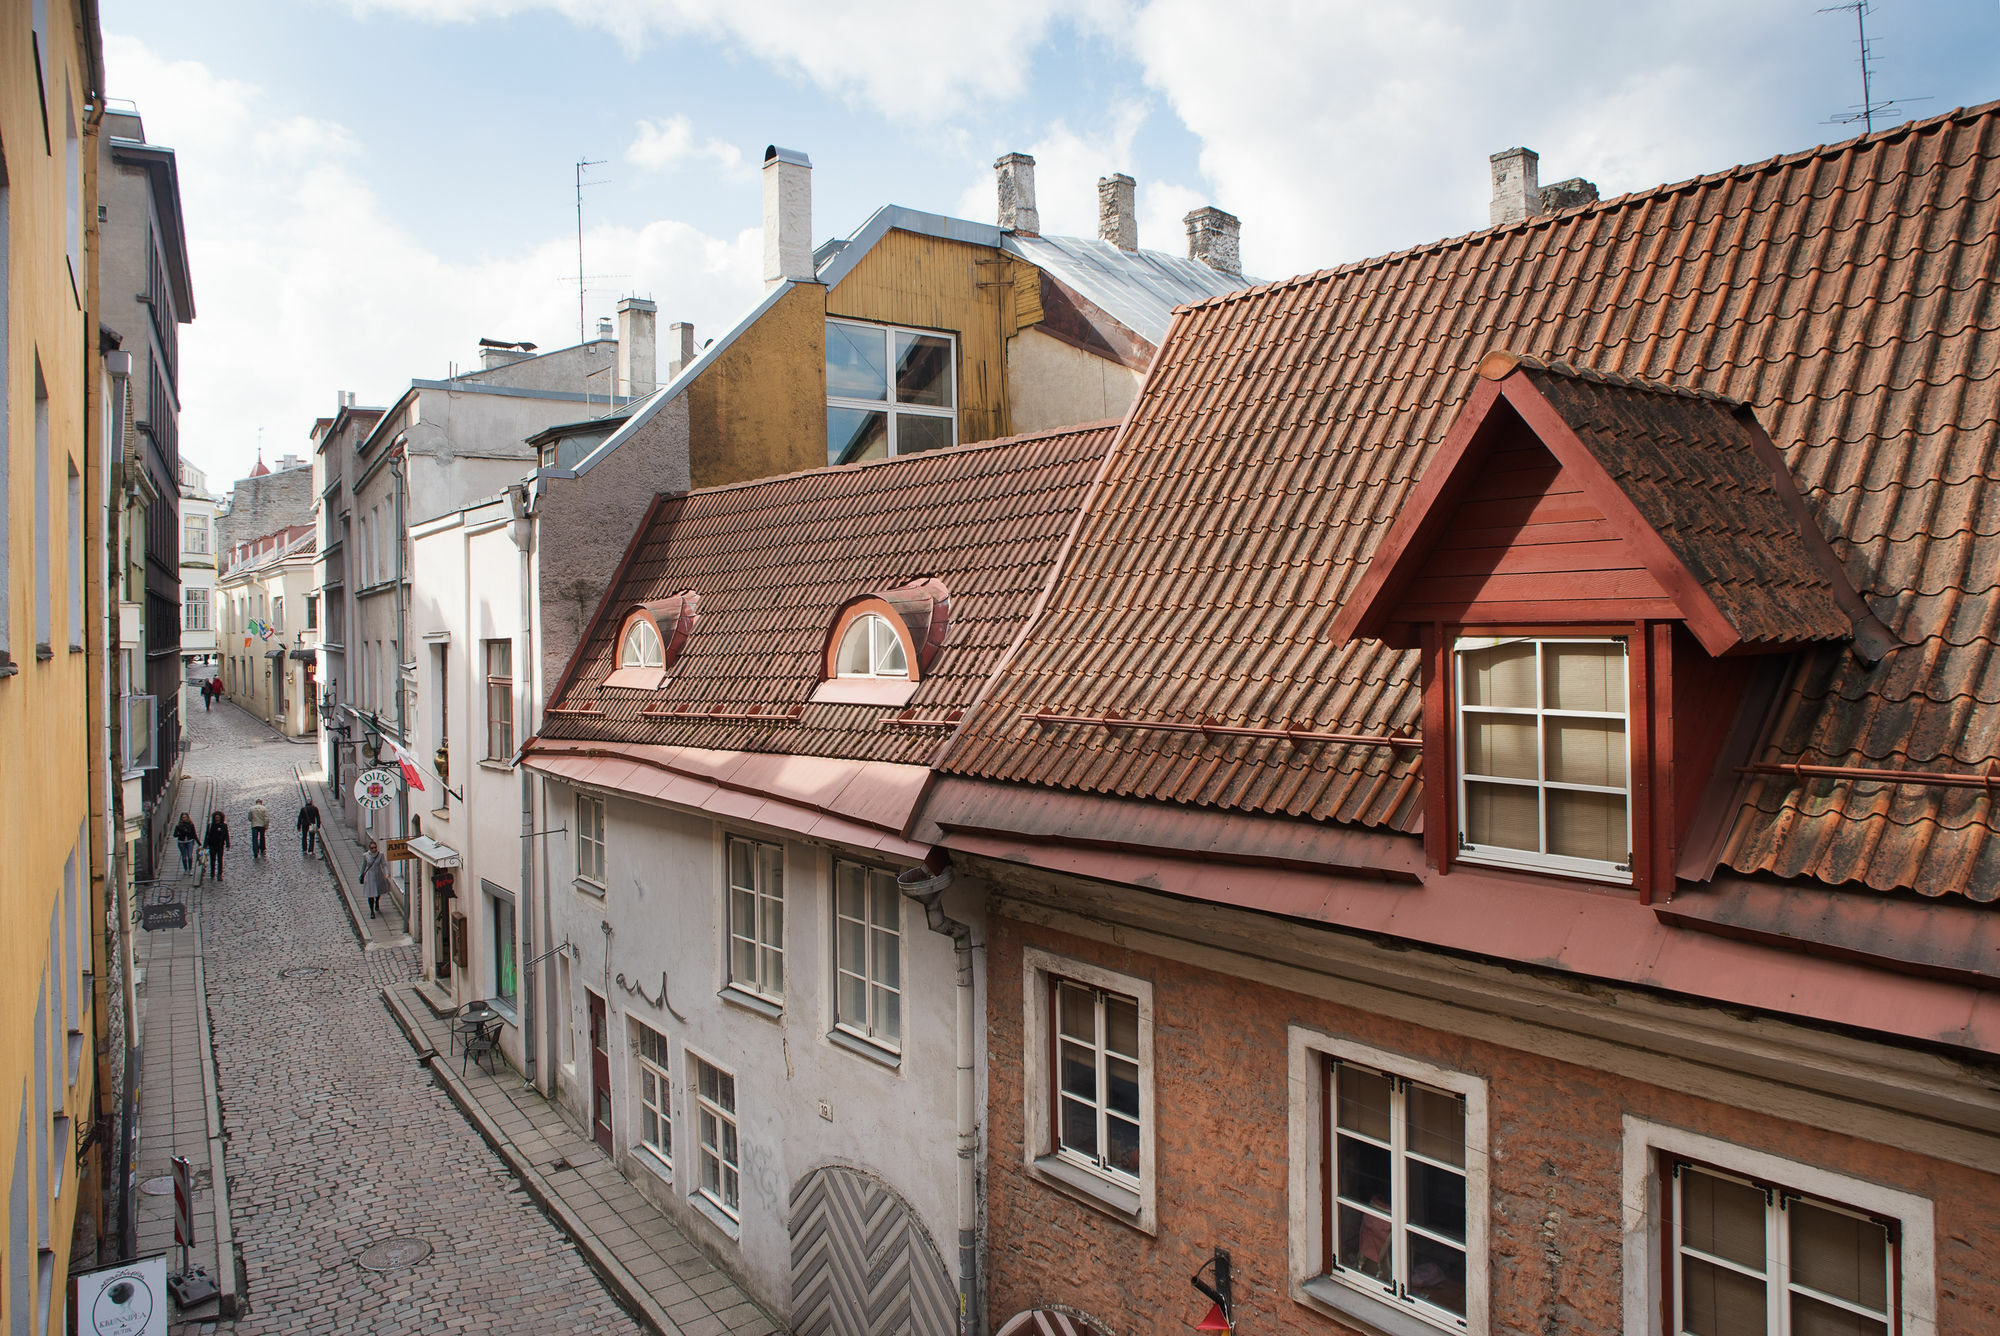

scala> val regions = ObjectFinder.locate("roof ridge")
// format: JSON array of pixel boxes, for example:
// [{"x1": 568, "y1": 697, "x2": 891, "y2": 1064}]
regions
[
  {"x1": 1174, "y1": 97, "x2": 2000, "y2": 318},
  {"x1": 1479, "y1": 349, "x2": 1746, "y2": 404},
  {"x1": 678, "y1": 420, "x2": 1125, "y2": 501}
]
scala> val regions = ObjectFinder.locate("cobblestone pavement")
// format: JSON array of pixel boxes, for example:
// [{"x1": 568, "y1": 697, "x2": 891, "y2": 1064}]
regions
[{"x1": 183, "y1": 701, "x2": 642, "y2": 1334}]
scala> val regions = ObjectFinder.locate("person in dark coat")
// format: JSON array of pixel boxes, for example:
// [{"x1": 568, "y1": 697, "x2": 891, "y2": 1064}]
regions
[
  {"x1": 200, "y1": 680, "x2": 213, "y2": 711},
  {"x1": 203, "y1": 811, "x2": 230, "y2": 881},
  {"x1": 173, "y1": 813, "x2": 199, "y2": 873},
  {"x1": 297, "y1": 798, "x2": 322, "y2": 855}
]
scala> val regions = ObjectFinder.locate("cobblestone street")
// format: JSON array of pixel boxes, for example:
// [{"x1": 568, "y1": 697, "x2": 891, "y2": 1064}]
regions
[{"x1": 172, "y1": 701, "x2": 642, "y2": 1334}]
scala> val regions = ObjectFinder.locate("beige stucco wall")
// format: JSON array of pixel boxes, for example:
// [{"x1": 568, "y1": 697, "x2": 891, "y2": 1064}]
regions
[{"x1": 1005, "y1": 327, "x2": 1143, "y2": 436}]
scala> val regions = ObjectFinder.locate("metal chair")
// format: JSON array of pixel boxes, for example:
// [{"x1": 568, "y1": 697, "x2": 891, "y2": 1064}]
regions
[{"x1": 461, "y1": 1018, "x2": 502, "y2": 1076}]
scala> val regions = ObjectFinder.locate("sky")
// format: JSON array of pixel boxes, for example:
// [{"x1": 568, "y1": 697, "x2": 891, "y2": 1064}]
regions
[{"x1": 100, "y1": 0, "x2": 2000, "y2": 490}]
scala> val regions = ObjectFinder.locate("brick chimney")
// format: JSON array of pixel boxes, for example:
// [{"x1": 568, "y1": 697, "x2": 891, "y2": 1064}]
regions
[
  {"x1": 1098, "y1": 173, "x2": 1137, "y2": 251},
  {"x1": 666, "y1": 322, "x2": 696, "y2": 380},
  {"x1": 1184, "y1": 206, "x2": 1241, "y2": 276},
  {"x1": 762, "y1": 145, "x2": 813, "y2": 290},
  {"x1": 995, "y1": 152, "x2": 1039, "y2": 235},
  {"x1": 1489, "y1": 147, "x2": 1540, "y2": 226},
  {"x1": 617, "y1": 297, "x2": 658, "y2": 398}
]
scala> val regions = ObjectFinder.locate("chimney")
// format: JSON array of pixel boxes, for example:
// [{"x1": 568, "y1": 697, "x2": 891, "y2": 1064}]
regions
[
  {"x1": 762, "y1": 145, "x2": 814, "y2": 289},
  {"x1": 479, "y1": 343, "x2": 530, "y2": 371},
  {"x1": 1183, "y1": 206, "x2": 1242, "y2": 276},
  {"x1": 1489, "y1": 147, "x2": 1540, "y2": 227},
  {"x1": 617, "y1": 297, "x2": 658, "y2": 398},
  {"x1": 1098, "y1": 173, "x2": 1137, "y2": 251},
  {"x1": 1538, "y1": 176, "x2": 1600, "y2": 213},
  {"x1": 995, "y1": 152, "x2": 1039, "y2": 235},
  {"x1": 666, "y1": 322, "x2": 696, "y2": 380},
  {"x1": 595, "y1": 316, "x2": 614, "y2": 341}
]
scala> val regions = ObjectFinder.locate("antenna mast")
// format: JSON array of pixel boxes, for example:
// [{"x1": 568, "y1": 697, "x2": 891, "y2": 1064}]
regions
[
  {"x1": 1820, "y1": 1, "x2": 1924, "y2": 134},
  {"x1": 575, "y1": 157, "x2": 608, "y2": 346}
]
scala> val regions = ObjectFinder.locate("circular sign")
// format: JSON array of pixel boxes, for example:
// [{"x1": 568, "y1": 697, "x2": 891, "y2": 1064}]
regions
[
  {"x1": 354, "y1": 767, "x2": 400, "y2": 809},
  {"x1": 90, "y1": 1269, "x2": 156, "y2": 1336}
]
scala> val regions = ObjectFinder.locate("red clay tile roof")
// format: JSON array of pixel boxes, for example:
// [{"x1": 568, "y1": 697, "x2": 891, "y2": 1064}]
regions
[
  {"x1": 940, "y1": 101, "x2": 2000, "y2": 898},
  {"x1": 537, "y1": 421, "x2": 1117, "y2": 766}
]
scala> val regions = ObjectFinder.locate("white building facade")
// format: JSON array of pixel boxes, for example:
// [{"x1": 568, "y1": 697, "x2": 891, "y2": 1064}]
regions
[
  {"x1": 177, "y1": 459, "x2": 218, "y2": 718},
  {"x1": 215, "y1": 526, "x2": 319, "y2": 736}
]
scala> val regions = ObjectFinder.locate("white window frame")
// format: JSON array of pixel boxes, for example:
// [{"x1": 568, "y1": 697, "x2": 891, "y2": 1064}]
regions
[
  {"x1": 1620, "y1": 1116, "x2": 1935, "y2": 1336},
  {"x1": 834, "y1": 612, "x2": 909, "y2": 680},
  {"x1": 183, "y1": 514, "x2": 208, "y2": 554},
  {"x1": 1288, "y1": 1027, "x2": 1490, "y2": 1336},
  {"x1": 1453, "y1": 634, "x2": 1632, "y2": 883},
  {"x1": 485, "y1": 639, "x2": 513, "y2": 760},
  {"x1": 575, "y1": 792, "x2": 606, "y2": 888},
  {"x1": 824, "y1": 318, "x2": 958, "y2": 462},
  {"x1": 183, "y1": 587, "x2": 208, "y2": 631},
  {"x1": 1021, "y1": 948, "x2": 1156, "y2": 1232},
  {"x1": 690, "y1": 1052, "x2": 741, "y2": 1225},
  {"x1": 723, "y1": 834, "x2": 785, "y2": 1004},
  {"x1": 632, "y1": 1019, "x2": 672, "y2": 1176},
  {"x1": 831, "y1": 860, "x2": 902, "y2": 1054},
  {"x1": 620, "y1": 617, "x2": 664, "y2": 670}
]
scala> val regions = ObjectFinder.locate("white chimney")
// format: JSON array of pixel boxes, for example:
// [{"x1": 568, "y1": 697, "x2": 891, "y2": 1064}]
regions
[
  {"x1": 762, "y1": 145, "x2": 814, "y2": 289},
  {"x1": 666, "y1": 322, "x2": 696, "y2": 380},
  {"x1": 1184, "y1": 206, "x2": 1242, "y2": 276},
  {"x1": 595, "y1": 316, "x2": 614, "y2": 341},
  {"x1": 617, "y1": 297, "x2": 657, "y2": 398},
  {"x1": 1098, "y1": 172, "x2": 1137, "y2": 251},
  {"x1": 1490, "y1": 147, "x2": 1540, "y2": 227},
  {"x1": 995, "y1": 152, "x2": 1039, "y2": 235}
]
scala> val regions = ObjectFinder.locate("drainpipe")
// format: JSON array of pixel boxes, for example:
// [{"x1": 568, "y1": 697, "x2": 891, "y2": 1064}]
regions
[
  {"x1": 897, "y1": 855, "x2": 979, "y2": 1336},
  {"x1": 387, "y1": 448, "x2": 410, "y2": 920},
  {"x1": 510, "y1": 483, "x2": 538, "y2": 1085}
]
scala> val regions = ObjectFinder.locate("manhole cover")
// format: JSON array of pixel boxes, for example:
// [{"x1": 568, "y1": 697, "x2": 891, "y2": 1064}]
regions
[
  {"x1": 140, "y1": 1176, "x2": 173, "y2": 1196},
  {"x1": 357, "y1": 1236, "x2": 432, "y2": 1272},
  {"x1": 277, "y1": 966, "x2": 326, "y2": 980}
]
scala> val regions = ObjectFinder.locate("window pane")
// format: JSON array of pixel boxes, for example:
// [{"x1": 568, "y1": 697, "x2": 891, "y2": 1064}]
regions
[
  {"x1": 1336, "y1": 1066, "x2": 1393, "y2": 1142},
  {"x1": 729, "y1": 840, "x2": 753, "y2": 891},
  {"x1": 1057, "y1": 984, "x2": 1095, "y2": 1042},
  {"x1": 873, "y1": 623, "x2": 908, "y2": 677},
  {"x1": 1462, "y1": 642, "x2": 1536, "y2": 707},
  {"x1": 872, "y1": 928, "x2": 899, "y2": 988},
  {"x1": 1546, "y1": 716, "x2": 1626, "y2": 787},
  {"x1": 1406, "y1": 1084, "x2": 1465, "y2": 1167},
  {"x1": 1104, "y1": 996, "x2": 1139, "y2": 1060},
  {"x1": 1058, "y1": 1096, "x2": 1098, "y2": 1158},
  {"x1": 641, "y1": 1070, "x2": 657, "y2": 1104},
  {"x1": 730, "y1": 934, "x2": 756, "y2": 986},
  {"x1": 1789, "y1": 1294, "x2": 1887, "y2": 1336},
  {"x1": 878, "y1": 988, "x2": 901, "y2": 1044},
  {"x1": 1464, "y1": 716, "x2": 1537, "y2": 780},
  {"x1": 1548, "y1": 789, "x2": 1626, "y2": 862},
  {"x1": 893, "y1": 412, "x2": 955, "y2": 456},
  {"x1": 1683, "y1": 1169, "x2": 1768, "y2": 1272},
  {"x1": 1407, "y1": 1234, "x2": 1468, "y2": 1318},
  {"x1": 825, "y1": 322, "x2": 888, "y2": 400},
  {"x1": 1335, "y1": 1134, "x2": 1392, "y2": 1208},
  {"x1": 1405, "y1": 1159, "x2": 1467, "y2": 1243},
  {"x1": 1545, "y1": 641, "x2": 1624, "y2": 712},
  {"x1": 1105, "y1": 1113, "x2": 1140, "y2": 1178},
  {"x1": 642, "y1": 1107, "x2": 659, "y2": 1146},
  {"x1": 730, "y1": 886, "x2": 755, "y2": 936},
  {"x1": 763, "y1": 943, "x2": 785, "y2": 996},
  {"x1": 836, "y1": 863, "x2": 864, "y2": 920},
  {"x1": 838, "y1": 917, "x2": 865, "y2": 973},
  {"x1": 1682, "y1": 1255, "x2": 1769, "y2": 1336},
  {"x1": 1059, "y1": 1040, "x2": 1096, "y2": 1100},
  {"x1": 828, "y1": 407, "x2": 889, "y2": 466},
  {"x1": 836, "y1": 619, "x2": 875, "y2": 676},
  {"x1": 1788, "y1": 1200, "x2": 1888, "y2": 1313},
  {"x1": 893, "y1": 332, "x2": 953, "y2": 407},
  {"x1": 870, "y1": 871, "x2": 899, "y2": 928},
  {"x1": 698, "y1": 1063, "x2": 718, "y2": 1103},
  {"x1": 1337, "y1": 1202, "x2": 1395, "y2": 1281},
  {"x1": 1106, "y1": 1056, "x2": 1140, "y2": 1119},
  {"x1": 1465, "y1": 781, "x2": 1539, "y2": 851},
  {"x1": 839, "y1": 971, "x2": 867, "y2": 1025},
  {"x1": 758, "y1": 845, "x2": 784, "y2": 899}
]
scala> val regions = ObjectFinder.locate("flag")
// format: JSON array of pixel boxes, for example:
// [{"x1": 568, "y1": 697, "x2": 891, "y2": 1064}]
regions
[{"x1": 384, "y1": 737, "x2": 427, "y2": 792}]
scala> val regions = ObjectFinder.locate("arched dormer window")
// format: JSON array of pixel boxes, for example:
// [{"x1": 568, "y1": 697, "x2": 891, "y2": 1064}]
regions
[
  {"x1": 622, "y1": 617, "x2": 665, "y2": 671},
  {"x1": 834, "y1": 613, "x2": 908, "y2": 680},
  {"x1": 603, "y1": 592, "x2": 700, "y2": 691},
  {"x1": 811, "y1": 579, "x2": 951, "y2": 707}
]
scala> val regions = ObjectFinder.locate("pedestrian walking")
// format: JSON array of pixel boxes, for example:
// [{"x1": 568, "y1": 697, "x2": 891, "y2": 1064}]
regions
[
  {"x1": 248, "y1": 799, "x2": 270, "y2": 860},
  {"x1": 210, "y1": 675, "x2": 223, "y2": 703},
  {"x1": 297, "y1": 797, "x2": 321, "y2": 855},
  {"x1": 358, "y1": 840, "x2": 385, "y2": 919},
  {"x1": 173, "y1": 813, "x2": 199, "y2": 874},
  {"x1": 204, "y1": 811, "x2": 230, "y2": 882},
  {"x1": 200, "y1": 680, "x2": 213, "y2": 711}
]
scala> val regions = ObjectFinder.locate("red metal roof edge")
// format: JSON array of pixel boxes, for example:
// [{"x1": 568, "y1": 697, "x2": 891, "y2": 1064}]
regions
[{"x1": 1165, "y1": 97, "x2": 2000, "y2": 321}]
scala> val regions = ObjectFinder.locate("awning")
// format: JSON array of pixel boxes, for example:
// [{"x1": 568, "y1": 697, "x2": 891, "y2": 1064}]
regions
[{"x1": 405, "y1": 836, "x2": 461, "y2": 868}]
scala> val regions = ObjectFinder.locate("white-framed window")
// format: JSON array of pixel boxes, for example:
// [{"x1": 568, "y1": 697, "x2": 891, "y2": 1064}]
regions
[
  {"x1": 183, "y1": 588, "x2": 208, "y2": 631},
  {"x1": 1621, "y1": 1117, "x2": 1934, "y2": 1336},
  {"x1": 633, "y1": 1020, "x2": 672, "y2": 1172},
  {"x1": 1454, "y1": 635, "x2": 1630, "y2": 882},
  {"x1": 485, "y1": 882, "x2": 518, "y2": 1014},
  {"x1": 692, "y1": 1056, "x2": 739, "y2": 1220},
  {"x1": 833, "y1": 613, "x2": 908, "y2": 680},
  {"x1": 621, "y1": 617, "x2": 663, "y2": 670},
  {"x1": 1021, "y1": 949, "x2": 1155, "y2": 1231},
  {"x1": 575, "y1": 792, "x2": 606, "y2": 887},
  {"x1": 824, "y1": 319, "x2": 957, "y2": 465},
  {"x1": 724, "y1": 835, "x2": 784, "y2": 1002},
  {"x1": 832, "y1": 861, "x2": 901, "y2": 1051},
  {"x1": 183, "y1": 514, "x2": 208, "y2": 554},
  {"x1": 1288, "y1": 1028, "x2": 1490, "y2": 1336},
  {"x1": 485, "y1": 639, "x2": 513, "y2": 759}
]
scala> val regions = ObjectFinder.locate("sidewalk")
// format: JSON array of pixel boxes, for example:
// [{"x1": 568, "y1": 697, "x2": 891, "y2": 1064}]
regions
[
  {"x1": 302, "y1": 770, "x2": 412, "y2": 952},
  {"x1": 381, "y1": 986, "x2": 780, "y2": 1336}
]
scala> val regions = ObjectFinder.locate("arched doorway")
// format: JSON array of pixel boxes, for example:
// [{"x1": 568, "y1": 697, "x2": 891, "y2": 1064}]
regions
[{"x1": 788, "y1": 1164, "x2": 956, "y2": 1335}]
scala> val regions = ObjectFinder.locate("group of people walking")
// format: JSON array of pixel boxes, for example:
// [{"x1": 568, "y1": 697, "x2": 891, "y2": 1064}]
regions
[
  {"x1": 198, "y1": 674, "x2": 224, "y2": 712},
  {"x1": 174, "y1": 796, "x2": 324, "y2": 880}
]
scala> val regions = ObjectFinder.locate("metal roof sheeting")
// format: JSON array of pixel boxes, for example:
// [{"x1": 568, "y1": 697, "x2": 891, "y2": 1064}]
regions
[{"x1": 1001, "y1": 233, "x2": 1252, "y2": 345}]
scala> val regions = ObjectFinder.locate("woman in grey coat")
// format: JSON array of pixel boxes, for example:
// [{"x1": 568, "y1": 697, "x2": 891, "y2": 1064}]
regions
[{"x1": 358, "y1": 840, "x2": 385, "y2": 919}]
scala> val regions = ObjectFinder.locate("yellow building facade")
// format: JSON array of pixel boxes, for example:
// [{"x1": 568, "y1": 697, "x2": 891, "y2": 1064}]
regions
[{"x1": 1, "y1": 2, "x2": 107, "y2": 1332}]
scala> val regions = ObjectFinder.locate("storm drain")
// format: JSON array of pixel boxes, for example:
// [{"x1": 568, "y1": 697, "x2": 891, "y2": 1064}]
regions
[
  {"x1": 139, "y1": 1176, "x2": 174, "y2": 1196},
  {"x1": 277, "y1": 966, "x2": 326, "y2": 980},
  {"x1": 357, "y1": 1236, "x2": 433, "y2": 1273}
]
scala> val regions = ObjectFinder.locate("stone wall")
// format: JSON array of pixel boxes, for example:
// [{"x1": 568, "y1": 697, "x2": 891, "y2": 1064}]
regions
[{"x1": 218, "y1": 467, "x2": 314, "y2": 554}]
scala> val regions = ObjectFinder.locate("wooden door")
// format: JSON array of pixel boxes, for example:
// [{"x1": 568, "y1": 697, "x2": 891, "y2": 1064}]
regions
[{"x1": 588, "y1": 992, "x2": 613, "y2": 1153}]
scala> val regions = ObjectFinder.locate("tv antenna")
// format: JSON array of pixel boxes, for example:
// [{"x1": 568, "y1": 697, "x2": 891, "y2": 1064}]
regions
[
  {"x1": 574, "y1": 157, "x2": 609, "y2": 345},
  {"x1": 1819, "y1": 2, "x2": 1926, "y2": 134}
]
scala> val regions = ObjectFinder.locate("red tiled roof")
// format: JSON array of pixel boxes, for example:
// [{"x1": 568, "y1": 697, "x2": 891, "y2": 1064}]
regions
[
  {"x1": 537, "y1": 421, "x2": 1118, "y2": 766},
  {"x1": 940, "y1": 101, "x2": 2000, "y2": 898}
]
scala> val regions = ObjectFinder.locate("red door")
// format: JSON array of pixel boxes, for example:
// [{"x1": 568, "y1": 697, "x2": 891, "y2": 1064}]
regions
[{"x1": 588, "y1": 992, "x2": 613, "y2": 1153}]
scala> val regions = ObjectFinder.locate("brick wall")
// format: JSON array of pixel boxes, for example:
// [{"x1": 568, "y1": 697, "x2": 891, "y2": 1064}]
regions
[{"x1": 985, "y1": 913, "x2": 2000, "y2": 1334}]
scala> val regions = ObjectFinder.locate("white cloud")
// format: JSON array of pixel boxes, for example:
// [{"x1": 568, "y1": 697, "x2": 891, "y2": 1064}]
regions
[
  {"x1": 625, "y1": 115, "x2": 749, "y2": 177},
  {"x1": 103, "y1": 35, "x2": 762, "y2": 488}
]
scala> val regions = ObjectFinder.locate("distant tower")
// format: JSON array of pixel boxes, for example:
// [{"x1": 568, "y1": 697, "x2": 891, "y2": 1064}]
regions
[{"x1": 249, "y1": 451, "x2": 270, "y2": 478}]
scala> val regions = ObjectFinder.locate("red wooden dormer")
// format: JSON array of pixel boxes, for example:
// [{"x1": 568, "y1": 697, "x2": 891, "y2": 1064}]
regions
[{"x1": 1331, "y1": 352, "x2": 1890, "y2": 900}]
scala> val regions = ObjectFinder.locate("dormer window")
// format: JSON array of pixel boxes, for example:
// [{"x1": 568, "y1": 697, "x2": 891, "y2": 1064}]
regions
[
  {"x1": 834, "y1": 613, "x2": 908, "y2": 680},
  {"x1": 622, "y1": 618, "x2": 665, "y2": 672},
  {"x1": 1456, "y1": 636, "x2": 1630, "y2": 881},
  {"x1": 602, "y1": 592, "x2": 700, "y2": 691}
]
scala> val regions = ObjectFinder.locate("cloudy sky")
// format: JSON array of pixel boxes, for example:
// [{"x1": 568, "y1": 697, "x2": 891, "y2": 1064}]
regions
[{"x1": 102, "y1": 0, "x2": 1999, "y2": 488}]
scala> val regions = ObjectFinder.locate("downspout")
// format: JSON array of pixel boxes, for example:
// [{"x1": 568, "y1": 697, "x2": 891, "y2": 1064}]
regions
[
  {"x1": 510, "y1": 483, "x2": 538, "y2": 1085},
  {"x1": 897, "y1": 855, "x2": 979, "y2": 1336},
  {"x1": 388, "y1": 448, "x2": 409, "y2": 919}
]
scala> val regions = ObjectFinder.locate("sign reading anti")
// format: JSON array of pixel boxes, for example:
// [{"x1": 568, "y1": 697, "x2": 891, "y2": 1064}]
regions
[
  {"x1": 353, "y1": 767, "x2": 400, "y2": 810},
  {"x1": 75, "y1": 1255, "x2": 168, "y2": 1336}
]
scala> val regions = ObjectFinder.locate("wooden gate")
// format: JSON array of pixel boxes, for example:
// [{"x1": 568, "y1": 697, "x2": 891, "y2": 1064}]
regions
[{"x1": 788, "y1": 1165, "x2": 956, "y2": 1336}]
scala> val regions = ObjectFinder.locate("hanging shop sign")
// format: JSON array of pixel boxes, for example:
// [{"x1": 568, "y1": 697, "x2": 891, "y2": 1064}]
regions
[
  {"x1": 354, "y1": 767, "x2": 400, "y2": 810},
  {"x1": 386, "y1": 837, "x2": 414, "y2": 863}
]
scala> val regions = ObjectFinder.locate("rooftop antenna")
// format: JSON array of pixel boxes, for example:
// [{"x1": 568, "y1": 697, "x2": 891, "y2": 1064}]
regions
[
  {"x1": 1820, "y1": 1, "x2": 1926, "y2": 134},
  {"x1": 574, "y1": 157, "x2": 609, "y2": 345}
]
